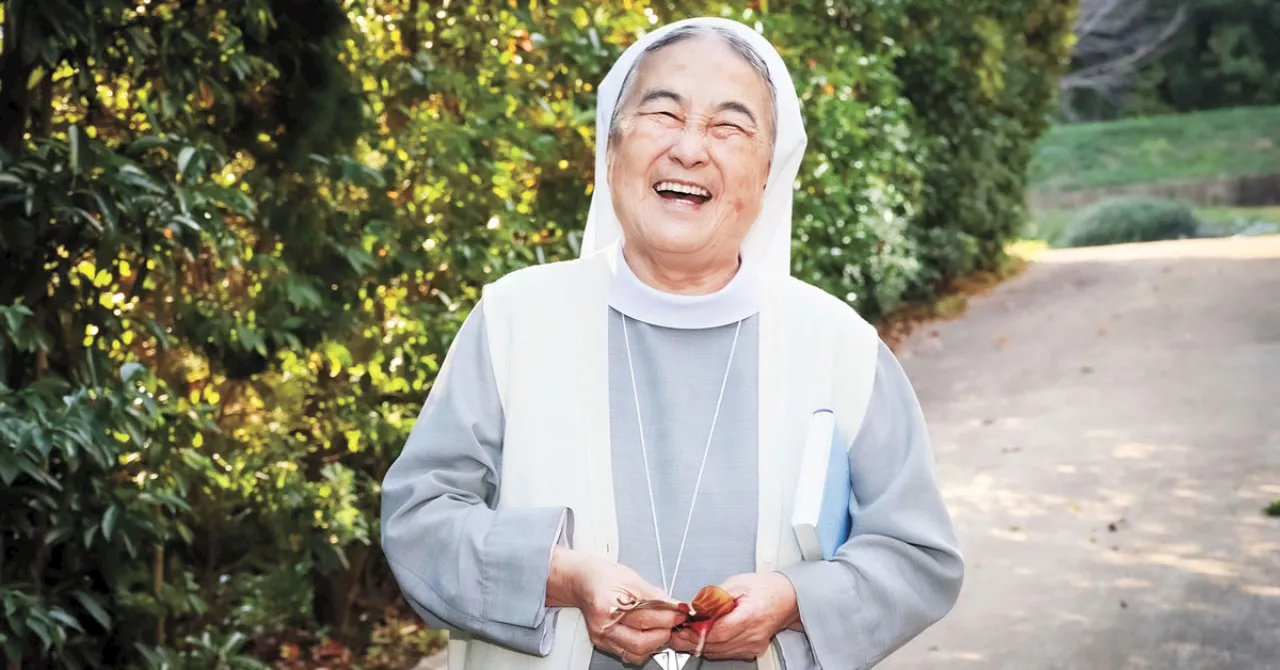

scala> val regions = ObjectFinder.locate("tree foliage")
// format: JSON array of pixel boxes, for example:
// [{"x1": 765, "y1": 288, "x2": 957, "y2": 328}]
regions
[
  {"x1": 1141, "y1": 0, "x2": 1280, "y2": 113},
  {"x1": 892, "y1": 0, "x2": 1075, "y2": 284},
  {"x1": 0, "y1": 0, "x2": 1073, "y2": 666},
  {"x1": 1060, "y1": 0, "x2": 1280, "y2": 119}
]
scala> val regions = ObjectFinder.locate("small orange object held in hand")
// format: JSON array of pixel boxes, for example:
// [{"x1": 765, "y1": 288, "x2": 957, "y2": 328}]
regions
[
  {"x1": 605, "y1": 585, "x2": 738, "y2": 623},
  {"x1": 603, "y1": 585, "x2": 740, "y2": 657},
  {"x1": 685, "y1": 585, "x2": 737, "y2": 630},
  {"x1": 682, "y1": 585, "x2": 738, "y2": 656}
]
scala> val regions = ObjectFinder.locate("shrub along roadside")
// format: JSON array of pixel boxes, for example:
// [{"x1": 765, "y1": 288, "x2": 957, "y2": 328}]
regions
[
  {"x1": 1061, "y1": 196, "x2": 1202, "y2": 248},
  {"x1": 1026, "y1": 205, "x2": 1280, "y2": 247}
]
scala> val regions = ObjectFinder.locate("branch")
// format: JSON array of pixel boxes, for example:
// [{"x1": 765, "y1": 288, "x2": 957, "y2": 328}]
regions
[
  {"x1": 1064, "y1": 4, "x2": 1188, "y2": 88},
  {"x1": 403, "y1": 0, "x2": 422, "y2": 56},
  {"x1": 0, "y1": 3, "x2": 33, "y2": 157},
  {"x1": 1060, "y1": 0, "x2": 1189, "y2": 105}
]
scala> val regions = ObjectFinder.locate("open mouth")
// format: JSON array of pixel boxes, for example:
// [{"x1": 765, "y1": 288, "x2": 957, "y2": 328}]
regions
[{"x1": 654, "y1": 180, "x2": 713, "y2": 205}]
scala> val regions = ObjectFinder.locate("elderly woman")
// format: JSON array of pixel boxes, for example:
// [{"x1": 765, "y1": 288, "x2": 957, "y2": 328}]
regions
[{"x1": 381, "y1": 16, "x2": 962, "y2": 670}]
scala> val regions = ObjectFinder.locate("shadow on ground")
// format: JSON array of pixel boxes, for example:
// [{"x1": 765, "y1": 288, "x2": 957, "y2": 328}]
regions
[{"x1": 883, "y1": 237, "x2": 1280, "y2": 670}]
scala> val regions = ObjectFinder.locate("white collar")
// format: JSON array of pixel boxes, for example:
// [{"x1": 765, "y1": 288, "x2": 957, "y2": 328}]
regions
[{"x1": 605, "y1": 242, "x2": 761, "y2": 329}]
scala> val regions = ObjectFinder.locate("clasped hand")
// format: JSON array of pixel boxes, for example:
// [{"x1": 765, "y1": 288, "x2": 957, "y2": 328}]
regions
[
  {"x1": 549, "y1": 548, "x2": 800, "y2": 663},
  {"x1": 668, "y1": 572, "x2": 802, "y2": 660}
]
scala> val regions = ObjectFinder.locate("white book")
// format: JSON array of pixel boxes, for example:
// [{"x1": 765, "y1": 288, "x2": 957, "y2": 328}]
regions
[{"x1": 791, "y1": 409, "x2": 852, "y2": 561}]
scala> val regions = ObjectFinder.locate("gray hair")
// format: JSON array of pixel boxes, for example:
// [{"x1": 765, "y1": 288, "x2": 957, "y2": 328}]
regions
[{"x1": 607, "y1": 25, "x2": 778, "y2": 151}]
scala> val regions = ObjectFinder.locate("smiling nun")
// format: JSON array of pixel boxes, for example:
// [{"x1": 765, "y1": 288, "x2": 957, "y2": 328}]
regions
[{"x1": 381, "y1": 16, "x2": 963, "y2": 670}]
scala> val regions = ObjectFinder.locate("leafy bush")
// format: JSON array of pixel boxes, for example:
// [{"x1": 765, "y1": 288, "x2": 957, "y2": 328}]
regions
[
  {"x1": 891, "y1": 0, "x2": 1076, "y2": 292},
  {"x1": 1062, "y1": 196, "x2": 1202, "y2": 247},
  {"x1": 766, "y1": 2, "x2": 926, "y2": 318},
  {"x1": 0, "y1": 1, "x2": 375, "y2": 667},
  {"x1": 135, "y1": 632, "x2": 267, "y2": 670}
]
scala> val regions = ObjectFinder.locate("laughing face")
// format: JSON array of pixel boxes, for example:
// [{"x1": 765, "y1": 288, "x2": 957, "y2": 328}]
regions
[{"x1": 607, "y1": 35, "x2": 774, "y2": 273}]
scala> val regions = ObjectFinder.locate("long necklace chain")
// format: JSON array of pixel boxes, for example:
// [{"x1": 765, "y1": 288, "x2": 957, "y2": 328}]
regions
[{"x1": 620, "y1": 315, "x2": 743, "y2": 597}]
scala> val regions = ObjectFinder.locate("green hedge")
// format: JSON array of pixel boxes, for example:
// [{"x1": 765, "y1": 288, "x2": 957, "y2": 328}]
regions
[
  {"x1": 1062, "y1": 196, "x2": 1201, "y2": 247},
  {"x1": 891, "y1": 0, "x2": 1075, "y2": 289},
  {"x1": 0, "y1": 1, "x2": 1072, "y2": 666}
]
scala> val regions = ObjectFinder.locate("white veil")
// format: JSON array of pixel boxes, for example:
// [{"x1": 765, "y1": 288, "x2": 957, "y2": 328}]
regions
[{"x1": 578, "y1": 17, "x2": 807, "y2": 281}]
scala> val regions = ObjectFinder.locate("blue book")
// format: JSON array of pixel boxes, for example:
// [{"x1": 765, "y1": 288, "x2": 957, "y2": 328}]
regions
[{"x1": 791, "y1": 409, "x2": 852, "y2": 561}]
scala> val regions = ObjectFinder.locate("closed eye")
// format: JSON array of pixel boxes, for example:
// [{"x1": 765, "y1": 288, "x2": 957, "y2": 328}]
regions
[{"x1": 713, "y1": 122, "x2": 749, "y2": 136}]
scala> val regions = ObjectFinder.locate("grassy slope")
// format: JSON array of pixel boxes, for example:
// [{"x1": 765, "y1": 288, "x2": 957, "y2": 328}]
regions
[{"x1": 1028, "y1": 106, "x2": 1280, "y2": 193}]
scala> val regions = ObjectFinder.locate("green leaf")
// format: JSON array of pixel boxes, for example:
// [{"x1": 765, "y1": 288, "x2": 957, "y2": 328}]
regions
[
  {"x1": 144, "y1": 319, "x2": 171, "y2": 350},
  {"x1": 0, "y1": 303, "x2": 33, "y2": 334},
  {"x1": 129, "y1": 135, "x2": 170, "y2": 152},
  {"x1": 237, "y1": 325, "x2": 267, "y2": 356},
  {"x1": 26, "y1": 66, "x2": 47, "y2": 91},
  {"x1": 211, "y1": 186, "x2": 254, "y2": 215},
  {"x1": 28, "y1": 616, "x2": 52, "y2": 651},
  {"x1": 143, "y1": 491, "x2": 191, "y2": 512},
  {"x1": 81, "y1": 439, "x2": 110, "y2": 470},
  {"x1": 73, "y1": 591, "x2": 111, "y2": 629},
  {"x1": 43, "y1": 525, "x2": 73, "y2": 546},
  {"x1": 145, "y1": 439, "x2": 171, "y2": 468},
  {"x1": 0, "y1": 457, "x2": 19, "y2": 486},
  {"x1": 120, "y1": 361, "x2": 146, "y2": 382},
  {"x1": 177, "y1": 146, "x2": 197, "y2": 176},
  {"x1": 89, "y1": 191, "x2": 118, "y2": 231},
  {"x1": 47, "y1": 609, "x2": 83, "y2": 633},
  {"x1": 286, "y1": 279, "x2": 323, "y2": 310},
  {"x1": 222, "y1": 631, "x2": 247, "y2": 655},
  {"x1": 172, "y1": 213, "x2": 201, "y2": 231},
  {"x1": 57, "y1": 205, "x2": 103, "y2": 233},
  {"x1": 17, "y1": 458, "x2": 60, "y2": 489},
  {"x1": 32, "y1": 430, "x2": 52, "y2": 458},
  {"x1": 124, "y1": 421, "x2": 146, "y2": 449},
  {"x1": 102, "y1": 505, "x2": 118, "y2": 540},
  {"x1": 118, "y1": 165, "x2": 166, "y2": 195}
]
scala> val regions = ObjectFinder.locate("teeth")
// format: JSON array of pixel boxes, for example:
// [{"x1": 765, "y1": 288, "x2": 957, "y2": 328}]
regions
[{"x1": 655, "y1": 181, "x2": 711, "y2": 198}]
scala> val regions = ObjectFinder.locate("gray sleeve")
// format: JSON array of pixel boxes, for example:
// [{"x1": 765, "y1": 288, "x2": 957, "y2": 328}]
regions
[
  {"x1": 380, "y1": 302, "x2": 572, "y2": 656},
  {"x1": 778, "y1": 340, "x2": 964, "y2": 670}
]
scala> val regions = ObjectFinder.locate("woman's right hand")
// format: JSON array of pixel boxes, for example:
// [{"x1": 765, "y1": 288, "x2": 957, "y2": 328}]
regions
[{"x1": 547, "y1": 547, "x2": 686, "y2": 664}]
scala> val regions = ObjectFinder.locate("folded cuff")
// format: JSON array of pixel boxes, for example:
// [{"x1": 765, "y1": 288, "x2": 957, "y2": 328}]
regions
[
  {"x1": 778, "y1": 560, "x2": 863, "y2": 670},
  {"x1": 480, "y1": 506, "x2": 570, "y2": 629}
]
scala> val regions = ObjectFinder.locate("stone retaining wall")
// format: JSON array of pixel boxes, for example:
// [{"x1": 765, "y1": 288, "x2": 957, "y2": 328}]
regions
[{"x1": 1029, "y1": 172, "x2": 1280, "y2": 211}]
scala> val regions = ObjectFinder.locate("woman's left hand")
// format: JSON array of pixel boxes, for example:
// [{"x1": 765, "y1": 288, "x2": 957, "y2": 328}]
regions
[{"x1": 668, "y1": 572, "x2": 802, "y2": 660}]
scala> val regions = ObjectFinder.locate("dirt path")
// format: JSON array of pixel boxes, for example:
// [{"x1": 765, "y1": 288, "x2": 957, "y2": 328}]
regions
[{"x1": 881, "y1": 236, "x2": 1280, "y2": 670}]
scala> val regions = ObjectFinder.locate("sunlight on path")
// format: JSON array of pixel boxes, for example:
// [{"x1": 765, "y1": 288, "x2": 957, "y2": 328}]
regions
[{"x1": 884, "y1": 236, "x2": 1280, "y2": 670}]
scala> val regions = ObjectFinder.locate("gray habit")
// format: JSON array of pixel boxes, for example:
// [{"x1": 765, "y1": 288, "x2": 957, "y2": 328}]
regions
[{"x1": 381, "y1": 302, "x2": 962, "y2": 670}]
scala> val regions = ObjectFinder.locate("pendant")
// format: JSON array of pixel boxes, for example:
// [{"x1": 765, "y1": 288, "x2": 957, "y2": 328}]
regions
[{"x1": 654, "y1": 649, "x2": 690, "y2": 670}]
